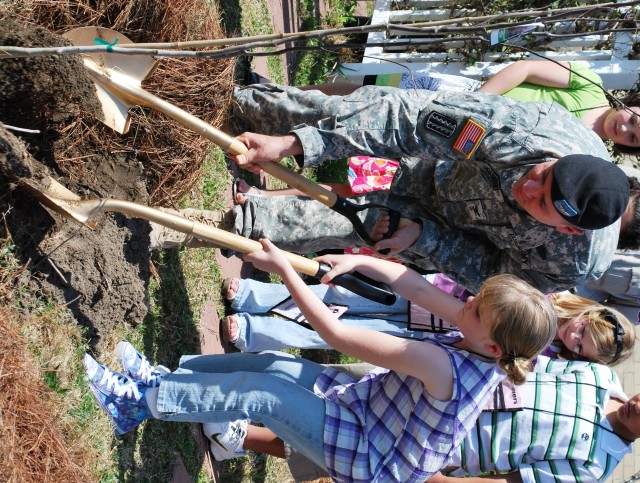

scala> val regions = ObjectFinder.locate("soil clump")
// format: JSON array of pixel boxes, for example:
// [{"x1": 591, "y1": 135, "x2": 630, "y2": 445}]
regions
[{"x1": 0, "y1": 20, "x2": 151, "y2": 343}]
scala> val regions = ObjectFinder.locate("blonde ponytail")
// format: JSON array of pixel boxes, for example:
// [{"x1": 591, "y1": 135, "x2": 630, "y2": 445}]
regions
[
  {"x1": 497, "y1": 354, "x2": 532, "y2": 386},
  {"x1": 478, "y1": 275, "x2": 557, "y2": 385}
]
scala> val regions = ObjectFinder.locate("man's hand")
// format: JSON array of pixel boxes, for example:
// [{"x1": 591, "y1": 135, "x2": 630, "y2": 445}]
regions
[
  {"x1": 371, "y1": 216, "x2": 422, "y2": 256},
  {"x1": 229, "y1": 132, "x2": 302, "y2": 174}
]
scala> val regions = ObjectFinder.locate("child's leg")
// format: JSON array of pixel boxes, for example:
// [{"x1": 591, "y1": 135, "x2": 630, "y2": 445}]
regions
[
  {"x1": 233, "y1": 312, "x2": 425, "y2": 352},
  {"x1": 174, "y1": 351, "x2": 321, "y2": 386},
  {"x1": 232, "y1": 278, "x2": 410, "y2": 318},
  {"x1": 155, "y1": 352, "x2": 330, "y2": 469},
  {"x1": 244, "y1": 425, "x2": 286, "y2": 458}
]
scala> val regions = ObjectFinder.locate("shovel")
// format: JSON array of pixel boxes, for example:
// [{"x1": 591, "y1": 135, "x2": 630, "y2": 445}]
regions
[
  {"x1": 19, "y1": 175, "x2": 396, "y2": 305},
  {"x1": 62, "y1": 27, "x2": 400, "y2": 249}
]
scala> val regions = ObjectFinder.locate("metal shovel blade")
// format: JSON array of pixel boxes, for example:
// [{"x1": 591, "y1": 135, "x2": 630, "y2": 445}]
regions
[
  {"x1": 63, "y1": 27, "x2": 158, "y2": 134},
  {"x1": 19, "y1": 176, "x2": 98, "y2": 229},
  {"x1": 62, "y1": 28, "x2": 343, "y2": 205}
]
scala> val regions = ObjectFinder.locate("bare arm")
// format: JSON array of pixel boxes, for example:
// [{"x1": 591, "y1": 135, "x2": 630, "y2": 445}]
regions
[
  {"x1": 245, "y1": 240, "x2": 457, "y2": 400},
  {"x1": 478, "y1": 60, "x2": 572, "y2": 95},
  {"x1": 428, "y1": 472, "x2": 523, "y2": 483},
  {"x1": 315, "y1": 252, "x2": 463, "y2": 324}
]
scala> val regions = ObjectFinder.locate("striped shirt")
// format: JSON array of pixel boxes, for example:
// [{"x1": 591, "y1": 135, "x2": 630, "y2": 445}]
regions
[
  {"x1": 314, "y1": 332, "x2": 505, "y2": 482},
  {"x1": 444, "y1": 356, "x2": 632, "y2": 482}
]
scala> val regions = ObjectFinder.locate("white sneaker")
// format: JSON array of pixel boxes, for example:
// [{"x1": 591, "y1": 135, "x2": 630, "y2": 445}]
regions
[{"x1": 203, "y1": 420, "x2": 249, "y2": 461}]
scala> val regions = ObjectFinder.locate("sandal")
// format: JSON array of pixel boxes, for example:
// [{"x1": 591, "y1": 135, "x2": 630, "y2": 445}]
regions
[
  {"x1": 221, "y1": 315, "x2": 239, "y2": 344},
  {"x1": 221, "y1": 278, "x2": 239, "y2": 302},
  {"x1": 233, "y1": 178, "x2": 263, "y2": 205}
]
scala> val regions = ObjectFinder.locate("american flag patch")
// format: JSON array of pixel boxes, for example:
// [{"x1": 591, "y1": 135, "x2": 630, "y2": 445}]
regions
[{"x1": 453, "y1": 119, "x2": 485, "y2": 157}]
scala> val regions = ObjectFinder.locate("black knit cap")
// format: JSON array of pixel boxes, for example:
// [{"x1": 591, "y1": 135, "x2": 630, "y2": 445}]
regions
[{"x1": 551, "y1": 154, "x2": 630, "y2": 230}]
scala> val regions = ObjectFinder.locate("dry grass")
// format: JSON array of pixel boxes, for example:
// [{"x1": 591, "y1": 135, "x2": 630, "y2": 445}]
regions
[
  {"x1": 6, "y1": 0, "x2": 236, "y2": 206},
  {"x1": 0, "y1": 248, "x2": 92, "y2": 482}
]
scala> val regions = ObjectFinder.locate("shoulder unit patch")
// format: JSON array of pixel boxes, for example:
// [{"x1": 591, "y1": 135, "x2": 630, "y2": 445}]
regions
[{"x1": 423, "y1": 111, "x2": 457, "y2": 138}]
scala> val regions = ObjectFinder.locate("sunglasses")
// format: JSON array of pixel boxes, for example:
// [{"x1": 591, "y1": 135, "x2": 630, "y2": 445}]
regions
[{"x1": 602, "y1": 310, "x2": 625, "y2": 364}]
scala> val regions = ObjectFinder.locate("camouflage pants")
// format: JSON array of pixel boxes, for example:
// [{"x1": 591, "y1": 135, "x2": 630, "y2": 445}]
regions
[{"x1": 232, "y1": 192, "x2": 437, "y2": 271}]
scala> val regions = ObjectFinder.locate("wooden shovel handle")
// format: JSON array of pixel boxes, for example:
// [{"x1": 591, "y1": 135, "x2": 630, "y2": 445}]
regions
[
  {"x1": 84, "y1": 61, "x2": 338, "y2": 207},
  {"x1": 261, "y1": 163, "x2": 337, "y2": 205},
  {"x1": 91, "y1": 199, "x2": 322, "y2": 275},
  {"x1": 84, "y1": 200, "x2": 395, "y2": 305}
]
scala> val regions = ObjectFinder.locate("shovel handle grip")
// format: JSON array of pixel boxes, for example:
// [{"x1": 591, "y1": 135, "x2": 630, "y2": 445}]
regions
[
  {"x1": 314, "y1": 263, "x2": 397, "y2": 305},
  {"x1": 192, "y1": 212, "x2": 396, "y2": 303}
]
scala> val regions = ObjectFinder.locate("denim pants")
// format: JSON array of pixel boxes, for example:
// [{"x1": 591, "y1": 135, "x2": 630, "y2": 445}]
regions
[
  {"x1": 230, "y1": 278, "x2": 428, "y2": 351},
  {"x1": 156, "y1": 351, "x2": 329, "y2": 469}
]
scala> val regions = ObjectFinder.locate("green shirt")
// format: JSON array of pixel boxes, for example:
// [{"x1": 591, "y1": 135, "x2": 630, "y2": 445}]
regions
[{"x1": 503, "y1": 62, "x2": 608, "y2": 119}]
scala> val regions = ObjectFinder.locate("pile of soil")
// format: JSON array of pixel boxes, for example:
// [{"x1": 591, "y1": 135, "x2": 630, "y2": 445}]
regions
[{"x1": 0, "y1": 19, "x2": 151, "y2": 342}]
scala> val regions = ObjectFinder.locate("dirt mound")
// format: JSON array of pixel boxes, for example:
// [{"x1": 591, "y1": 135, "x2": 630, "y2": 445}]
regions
[
  {"x1": 0, "y1": 20, "x2": 151, "y2": 342},
  {"x1": 1, "y1": 0, "x2": 237, "y2": 343},
  {"x1": 0, "y1": 18, "x2": 104, "y2": 132}
]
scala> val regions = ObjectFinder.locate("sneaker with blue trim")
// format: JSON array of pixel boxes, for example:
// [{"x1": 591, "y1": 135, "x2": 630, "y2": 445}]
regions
[
  {"x1": 203, "y1": 420, "x2": 249, "y2": 461},
  {"x1": 83, "y1": 353, "x2": 153, "y2": 436},
  {"x1": 116, "y1": 341, "x2": 169, "y2": 388}
]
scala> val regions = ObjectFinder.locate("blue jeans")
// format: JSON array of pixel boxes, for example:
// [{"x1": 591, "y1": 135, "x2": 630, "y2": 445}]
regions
[
  {"x1": 230, "y1": 279, "x2": 427, "y2": 351},
  {"x1": 156, "y1": 351, "x2": 329, "y2": 469}
]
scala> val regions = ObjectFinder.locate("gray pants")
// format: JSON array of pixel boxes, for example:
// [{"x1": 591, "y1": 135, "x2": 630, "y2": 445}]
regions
[{"x1": 232, "y1": 193, "x2": 437, "y2": 271}]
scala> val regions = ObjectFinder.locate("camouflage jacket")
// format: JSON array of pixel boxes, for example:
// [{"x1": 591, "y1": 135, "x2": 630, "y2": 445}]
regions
[{"x1": 232, "y1": 85, "x2": 619, "y2": 292}]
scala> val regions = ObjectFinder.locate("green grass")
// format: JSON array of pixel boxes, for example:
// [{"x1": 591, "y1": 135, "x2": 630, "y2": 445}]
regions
[
  {"x1": 198, "y1": 148, "x2": 233, "y2": 210},
  {"x1": 293, "y1": 0, "x2": 362, "y2": 86},
  {"x1": 234, "y1": 0, "x2": 286, "y2": 84},
  {"x1": 0, "y1": 237, "x2": 119, "y2": 481}
]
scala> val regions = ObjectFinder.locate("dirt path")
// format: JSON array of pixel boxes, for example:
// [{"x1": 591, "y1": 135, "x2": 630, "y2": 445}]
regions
[
  {"x1": 254, "y1": 0, "x2": 369, "y2": 83},
  {"x1": 251, "y1": 0, "x2": 299, "y2": 82}
]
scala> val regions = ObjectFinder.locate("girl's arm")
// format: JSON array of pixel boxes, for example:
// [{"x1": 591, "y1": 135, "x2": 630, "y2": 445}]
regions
[
  {"x1": 246, "y1": 240, "x2": 456, "y2": 400},
  {"x1": 478, "y1": 60, "x2": 572, "y2": 95},
  {"x1": 315, "y1": 253, "x2": 463, "y2": 323}
]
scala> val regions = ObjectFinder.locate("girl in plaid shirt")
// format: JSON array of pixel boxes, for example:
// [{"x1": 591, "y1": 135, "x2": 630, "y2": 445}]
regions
[{"x1": 83, "y1": 240, "x2": 557, "y2": 482}]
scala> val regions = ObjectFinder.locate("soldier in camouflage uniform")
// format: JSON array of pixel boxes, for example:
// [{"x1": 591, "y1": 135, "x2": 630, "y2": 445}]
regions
[{"x1": 227, "y1": 84, "x2": 625, "y2": 294}]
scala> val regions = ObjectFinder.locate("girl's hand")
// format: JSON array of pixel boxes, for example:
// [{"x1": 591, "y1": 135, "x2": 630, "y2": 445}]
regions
[
  {"x1": 314, "y1": 254, "x2": 359, "y2": 285},
  {"x1": 244, "y1": 239, "x2": 291, "y2": 276}
]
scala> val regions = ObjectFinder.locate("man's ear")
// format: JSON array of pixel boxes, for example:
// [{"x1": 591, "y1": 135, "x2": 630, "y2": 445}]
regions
[
  {"x1": 555, "y1": 225, "x2": 584, "y2": 235},
  {"x1": 486, "y1": 343, "x2": 503, "y2": 358}
]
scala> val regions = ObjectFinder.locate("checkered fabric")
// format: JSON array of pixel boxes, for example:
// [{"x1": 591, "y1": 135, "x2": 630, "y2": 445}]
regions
[{"x1": 314, "y1": 332, "x2": 504, "y2": 482}]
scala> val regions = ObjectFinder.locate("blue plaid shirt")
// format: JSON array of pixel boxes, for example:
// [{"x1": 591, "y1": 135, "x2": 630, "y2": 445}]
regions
[{"x1": 314, "y1": 332, "x2": 505, "y2": 482}]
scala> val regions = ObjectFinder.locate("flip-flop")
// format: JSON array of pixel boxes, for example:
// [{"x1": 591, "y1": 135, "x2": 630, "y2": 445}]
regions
[
  {"x1": 232, "y1": 178, "x2": 241, "y2": 203},
  {"x1": 221, "y1": 278, "x2": 237, "y2": 302},
  {"x1": 220, "y1": 315, "x2": 239, "y2": 344},
  {"x1": 233, "y1": 178, "x2": 263, "y2": 204}
]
